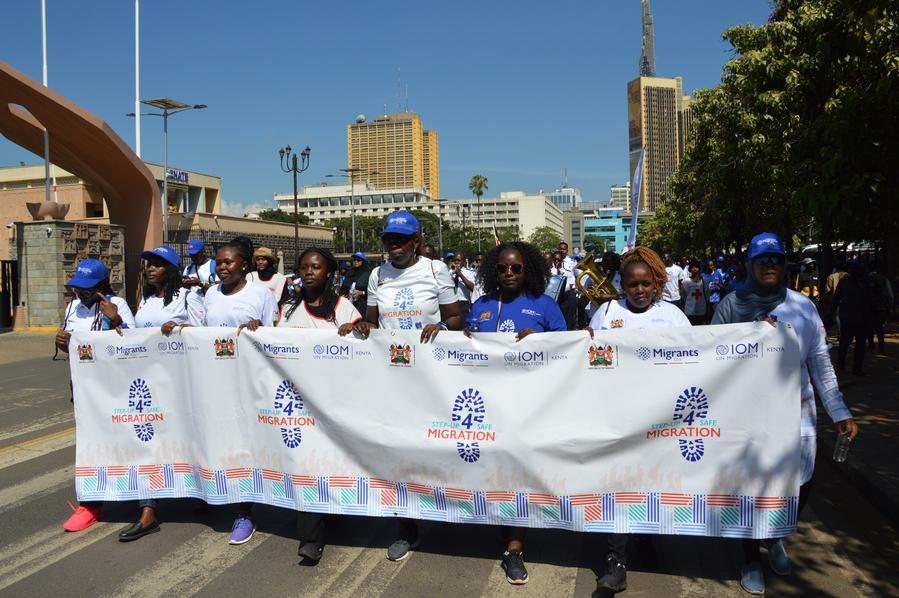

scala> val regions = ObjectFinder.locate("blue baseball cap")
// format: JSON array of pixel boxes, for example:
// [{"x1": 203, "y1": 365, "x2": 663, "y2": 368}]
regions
[
  {"x1": 186, "y1": 239, "x2": 206, "y2": 255},
  {"x1": 716, "y1": 255, "x2": 725, "y2": 263},
  {"x1": 747, "y1": 232, "x2": 787, "y2": 259},
  {"x1": 445, "y1": 252, "x2": 455, "y2": 259},
  {"x1": 66, "y1": 259, "x2": 109, "y2": 289},
  {"x1": 140, "y1": 245, "x2": 182, "y2": 268},
  {"x1": 351, "y1": 251, "x2": 367, "y2": 260},
  {"x1": 380, "y1": 210, "x2": 420, "y2": 237}
]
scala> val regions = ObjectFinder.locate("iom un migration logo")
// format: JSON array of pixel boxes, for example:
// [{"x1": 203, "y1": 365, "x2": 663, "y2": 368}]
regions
[
  {"x1": 274, "y1": 380, "x2": 304, "y2": 448},
  {"x1": 128, "y1": 378, "x2": 155, "y2": 442},
  {"x1": 453, "y1": 388, "x2": 486, "y2": 463},
  {"x1": 673, "y1": 386, "x2": 710, "y2": 462}
]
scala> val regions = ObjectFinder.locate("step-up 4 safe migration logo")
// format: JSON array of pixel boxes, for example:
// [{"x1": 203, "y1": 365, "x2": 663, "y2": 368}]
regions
[
  {"x1": 111, "y1": 378, "x2": 164, "y2": 442},
  {"x1": 258, "y1": 380, "x2": 315, "y2": 448},
  {"x1": 426, "y1": 388, "x2": 496, "y2": 463},
  {"x1": 646, "y1": 386, "x2": 721, "y2": 462}
]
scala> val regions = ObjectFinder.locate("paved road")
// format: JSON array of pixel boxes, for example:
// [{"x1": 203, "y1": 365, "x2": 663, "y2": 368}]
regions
[{"x1": 0, "y1": 351, "x2": 897, "y2": 597}]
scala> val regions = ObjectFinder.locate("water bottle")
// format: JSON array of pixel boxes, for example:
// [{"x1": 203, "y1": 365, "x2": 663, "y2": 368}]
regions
[{"x1": 832, "y1": 434, "x2": 851, "y2": 463}]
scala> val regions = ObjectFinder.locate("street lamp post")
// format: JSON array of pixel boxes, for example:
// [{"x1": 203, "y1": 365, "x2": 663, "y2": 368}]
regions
[
  {"x1": 326, "y1": 168, "x2": 377, "y2": 253},
  {"x1": 279, "y1": 145, "x2": 311, "y2": 262},
  {"x1": 127, "y1": 98, "x2": 206, "y2": 243}
]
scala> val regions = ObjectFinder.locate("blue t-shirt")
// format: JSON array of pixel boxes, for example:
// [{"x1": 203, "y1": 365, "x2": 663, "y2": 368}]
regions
[
  {"x1": 702, "y1": 270, "x2": 726, "y2": 304},
  {"x1": 467, "y1": 293, "x2": 567, "y2": 333}
]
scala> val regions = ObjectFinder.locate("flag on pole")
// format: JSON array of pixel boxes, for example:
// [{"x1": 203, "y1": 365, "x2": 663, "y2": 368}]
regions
[
  {"x1": 626, "y1": 149, "x2": 644, "y2": 251},
  {"x1": 492, "y1": 222, "x2": 501, "y2": 247}
]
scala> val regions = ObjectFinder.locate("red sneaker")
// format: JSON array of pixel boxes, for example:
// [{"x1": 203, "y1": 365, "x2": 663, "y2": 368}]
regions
[{"x1": 63, "y1": 504, "x2": 102, "y2": 531}]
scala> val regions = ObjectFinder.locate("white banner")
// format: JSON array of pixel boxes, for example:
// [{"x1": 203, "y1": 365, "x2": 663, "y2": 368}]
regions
[{"x1": 69, "y1": 322, "x2": 801, "y2": 538}]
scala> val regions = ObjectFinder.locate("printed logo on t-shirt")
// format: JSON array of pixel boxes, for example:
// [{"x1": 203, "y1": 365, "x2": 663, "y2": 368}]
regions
[
  {"x1": 498, "y1": 319, "x2": 516, "y2": 333},
  {"x1": 610, "y1": 319, "x2": 624, "y2": 329},
  {"x1": 383, "y1": 287, "x2": 420, "y2": 330},
  {"x1": 478, "y1": 311, "x2": 493, "y2": 321}
]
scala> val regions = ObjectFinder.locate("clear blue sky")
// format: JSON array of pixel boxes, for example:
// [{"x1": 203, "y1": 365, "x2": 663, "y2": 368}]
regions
[{"x1": 0, "y1": 0, "x2": 771, "y2": 214}]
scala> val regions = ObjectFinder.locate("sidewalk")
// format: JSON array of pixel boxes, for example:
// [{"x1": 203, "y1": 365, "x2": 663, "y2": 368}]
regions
[
  {"x1": 0, "y1": 331, "x2": 57, "y2": 365},
  {"x1": 820, "y1": 324, "x2": 899, "y2": 524}
]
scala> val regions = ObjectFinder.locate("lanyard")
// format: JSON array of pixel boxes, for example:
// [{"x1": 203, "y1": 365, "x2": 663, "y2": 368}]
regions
[{"x1": 494, "y1": 297, "x2": 503, "y2": 332}]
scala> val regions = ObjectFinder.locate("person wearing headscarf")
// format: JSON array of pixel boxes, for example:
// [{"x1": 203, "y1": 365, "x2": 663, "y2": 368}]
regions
[{"x1": 712, "y1": 232, "x2": 858, "y2": 595}]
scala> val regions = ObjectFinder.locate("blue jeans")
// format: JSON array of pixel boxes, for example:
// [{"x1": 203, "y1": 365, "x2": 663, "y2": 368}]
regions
[{"x1": 138, "y1": 499, "x2": 157, "y2": 508}]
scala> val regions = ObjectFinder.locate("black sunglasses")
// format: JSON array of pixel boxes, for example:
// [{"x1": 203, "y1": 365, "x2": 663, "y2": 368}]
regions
[
  {"x1": 754, "y1": 254, "x2": 784, "y2": 266},
  {"x1": 496, "y1": 263, "x2": 524, "y2": 274}
]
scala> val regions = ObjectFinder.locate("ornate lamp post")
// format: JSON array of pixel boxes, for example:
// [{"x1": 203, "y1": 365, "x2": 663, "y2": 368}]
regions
[{"x1": 279, "y1": 145, "x2": 311, "y2": 261}]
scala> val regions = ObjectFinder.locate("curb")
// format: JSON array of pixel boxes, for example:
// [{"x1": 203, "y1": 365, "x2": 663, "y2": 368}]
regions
[{"x1": 819, "y1": 435, "x2": 899, "y2": 526}]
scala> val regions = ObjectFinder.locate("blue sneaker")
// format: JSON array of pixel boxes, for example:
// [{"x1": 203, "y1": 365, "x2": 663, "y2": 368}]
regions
[
  {"x1": 767, "y1": 539, "x2": 792, "y2": 576},
  {"x1": 229, "y1": 516, "x2": 256, "y2": 545},
  {"x1": 740, "y1": 562, "x2": 765, "y2": 595}
]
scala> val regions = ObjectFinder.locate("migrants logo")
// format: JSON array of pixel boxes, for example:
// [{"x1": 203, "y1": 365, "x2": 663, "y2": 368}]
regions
[
  {"x1": 636, "y1": 346, "x2": 700, "y2": 365},
  {"x1": 389, "y1": 343, "x2": 414, "y2": 366},
  {"x1": 426, "y1": 388, "x2": 496, "y2": 463},
  {"x1": 213, "y1": 337, "x2": 236, "y2": 358},
  {"x1": 111, "y1": 378, "x2": 165, "y2": 442},
  {"x1": 254, "y1": 340, "x2": 302, "y2": 360},
  {"x1": 257, "y1": 380, "x2": 315, "y2": 448},
  {"x1": 431, "y1": 346, "x2": 489, "y2": 367},
  {"x1": 646, "y1": 386, "x2": 720, "y2": 462},
  {"x1": 76, "y1": 344, "x2": 94, "y2": 362},
  {"x1": 588, "y1": 343, "x2": 617, "y2": 369},
  {"x1": 104, "y1": 343, "x2": 149, "y2": 360}
]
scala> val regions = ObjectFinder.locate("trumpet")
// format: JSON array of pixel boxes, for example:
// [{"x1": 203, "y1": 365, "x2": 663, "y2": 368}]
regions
[{"x1": 575, "y1": 253, "x2": 619, "y2": 307}]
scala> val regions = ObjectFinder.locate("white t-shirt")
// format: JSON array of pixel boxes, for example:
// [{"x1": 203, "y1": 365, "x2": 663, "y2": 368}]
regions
[
  {"x1": 135, "y1": 287, "x2": 203, "y2": 328},
  {"x1": 681, "y1": 277, "x2": 708, "y2": 317},
  {"x1": 203, "y1": 280, "x2": 277, "y2": 327},
  {"x1": 183, "y1": 259, "x2": 214, "y2": 284},
  {"x1": 560, "y1": 256, "x2": 578, "y2": 289},
  {"x1": 453, "y1": 266, "x2": 477, "y2": 302},
  {"x1": 367, "y1": 256, "x2": 457, "y2": 330},
  {"x1": 278, "y1": 296, "x2": 362, "y2": 329},
  {"x1": 62, "y1": 296, "x2": 136, "y2": 332},
  {"x1": 589, "y1": 298, "x2": 691, "y2": 330},
  {"x1": 663, "y1": 264, "x2": 685, "y2": 301},
  {"x1": 246, "y1": 272, "x2": 287, "y2": 322}
]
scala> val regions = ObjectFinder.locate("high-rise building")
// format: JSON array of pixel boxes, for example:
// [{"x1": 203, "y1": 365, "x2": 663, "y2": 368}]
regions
[
  {"x1": 347, "y1": 112, "x2": 439, "y2": 199},
  {"x1": 609, "y1": 182, "x2": 632, "y2": 211},
  {"x1": 547, "y1": 185, "x2": 582, "y2": 211},
  {"x1": 627, "y1": 76, "x2": 680, "y2": 212},
  {"x1": 639, "y1": 0, "x2": 656, "y2": 77},
  {"x1": 626, "y1": 3, "x2": 693, "y2": 213}
]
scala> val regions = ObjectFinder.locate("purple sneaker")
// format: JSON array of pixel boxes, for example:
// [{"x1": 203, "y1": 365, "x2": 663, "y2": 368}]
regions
[{"x1": 229, "y1": 516, "x2": 256, "y2": 545}]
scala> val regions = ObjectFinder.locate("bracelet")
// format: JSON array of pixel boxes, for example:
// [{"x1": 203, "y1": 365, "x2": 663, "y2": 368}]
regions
[{"x1": 437, "y1": 321, "x2": 449, "y2": 330}]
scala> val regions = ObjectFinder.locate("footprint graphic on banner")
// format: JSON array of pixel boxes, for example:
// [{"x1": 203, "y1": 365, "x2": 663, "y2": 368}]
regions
[
  {"x1": 453, "y1": 388, "x2": 486, "y2": 463},
  {"x1": 274, "y1": 380, "x2": 304, "y2": 448},
  {"x1": 673, "y1": 386, "x2": 709, "y2": 463}
]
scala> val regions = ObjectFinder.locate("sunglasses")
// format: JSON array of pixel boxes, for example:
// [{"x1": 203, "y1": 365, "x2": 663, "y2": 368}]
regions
[
  {"x1": 754, "y1": 255, "x2": 784, "y2": 266},
  {"x1": 496, "y1": 263, "x2": 524, "y2": 274}
]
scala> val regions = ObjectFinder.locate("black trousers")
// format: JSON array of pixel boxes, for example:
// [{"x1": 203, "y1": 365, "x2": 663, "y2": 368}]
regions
[
  {"x1": 838, "y1": 321, "x2": 870, "y2": 373},
  {"x1": 742, "y1": 480, "x2": 813, "y2": 563},
  {"x1": 606, "y1": 533, "x2": 628, "y2": 565},
  {"x1": 296, "y1": 511, "x2": 327, "y2": 543}
]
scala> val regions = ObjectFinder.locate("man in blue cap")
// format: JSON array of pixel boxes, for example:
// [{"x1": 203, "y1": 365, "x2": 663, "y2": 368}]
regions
[
  {"x1": 340, "y1": 250, "x2": 372, "y2": 315},
  {"x1": 182, "y1": 239, "x2": 215, "y2": 291}
]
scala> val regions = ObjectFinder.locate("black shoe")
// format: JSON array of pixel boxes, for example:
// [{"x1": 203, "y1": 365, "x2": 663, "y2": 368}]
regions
[
  {"x1": 501, "y1": 550, "x2": 529, "y2": 585},
  {"x1": 118, "y1": 519, "x2": 160, "y2": 542},
  {"x1": 298, "y1": 540, "x2": 325, "y2": 562},
  {"x1": 596, "y1": 555, "x2": 627, "y2": 592}
]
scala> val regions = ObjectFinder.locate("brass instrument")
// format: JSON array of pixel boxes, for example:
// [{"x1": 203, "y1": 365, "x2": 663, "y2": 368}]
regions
[{"x1": 575, "y1": 253, "x2": 619, "y2": 307}]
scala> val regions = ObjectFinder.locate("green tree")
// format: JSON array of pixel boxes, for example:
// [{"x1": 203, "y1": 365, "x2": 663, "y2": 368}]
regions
[
  {"x1": 468, "y1": 175, "x2": 488, "y2": 252},
  {"x1": 257, "y1": 208, "x2": 310, "y2": 225},
  {"x1": 582, "y1": 234, "x2": 608, "y2": 254},
  {"x1": 527, "y1": 226, "x2": 562, "y2": 252}
]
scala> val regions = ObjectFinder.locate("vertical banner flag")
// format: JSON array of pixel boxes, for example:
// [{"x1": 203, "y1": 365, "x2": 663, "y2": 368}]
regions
[
  {"x1": 492, "y1": 222, "x2": 501, "y2": 247},
  {"x1": 69, "y1": 323, "x2": 801, "y2": 539},
  {"x1": 627, "y1": 148, "x2": 644, "y2": 250}
]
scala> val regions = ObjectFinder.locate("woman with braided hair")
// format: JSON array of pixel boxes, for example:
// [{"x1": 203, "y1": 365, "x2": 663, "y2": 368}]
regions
[{"x1": 586, "y1": 246, "x2": 690, "y2": 594}]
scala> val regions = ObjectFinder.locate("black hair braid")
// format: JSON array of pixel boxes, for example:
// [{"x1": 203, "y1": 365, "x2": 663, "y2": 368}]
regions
[
  {"x1": 141, "y1": 261, "x2": 182, "y2": 306},
  {"x1": 221, "y1": 236, "x2": 255, "y2": 273},
  {"x1": 477, "y1": 241, "x2": 550, "y2": 297},
  {"x1": 284, "y1": 247, "x2": 340, "y2": 321}
]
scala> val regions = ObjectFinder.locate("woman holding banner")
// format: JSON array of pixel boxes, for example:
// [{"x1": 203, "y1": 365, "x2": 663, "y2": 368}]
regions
[
  {"x1": 113, "y1": 245, "x2": 202, "y2": 542},
  {"x1": 182, "y1": 236, "x2": 277, "y2": 546},
  {"x1": 464, "y1": 240, "x2": 566, "y2": 585},
  {"x1": 342, "y1": 210, "x2": 463, "y2": 562},
  {"x1": 586, "y1": 246, "x2": 690, "y2": 593},
  {"x1": 56, "y1": 259, "x2": 136, "y2": 533},
  {"x1": 278, "y1": 247, "x2": 362, "y2": 562},
  {"x1": 712, "y1": 232, "x2": 858, "y2": 595}
]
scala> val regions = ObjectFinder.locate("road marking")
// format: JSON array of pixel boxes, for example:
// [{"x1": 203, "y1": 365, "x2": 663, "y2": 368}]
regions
[
  {"x1": 98, "y1": 528, "x2": 273, "y2": 598},
  {"x1": 0, "y1": 427, "x2": 75, "y2": 469},
  {"x1": 0, "y1": 411, "x2": 74, "y2": 442},
  {"x1": 0, "y1": 521, "x2": 122, "y2": 592},
  {"x1": 0, "y1": 465, "x2": 73, "y2": 515},
  {"x1": 311, "y1": 545, "x2": 410, "y2": 598}
]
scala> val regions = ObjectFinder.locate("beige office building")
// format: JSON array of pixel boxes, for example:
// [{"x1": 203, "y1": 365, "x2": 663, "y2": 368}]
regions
[
  {"x1": 627, "y1": 76, "x2": 682, "y2": 212},
  {"x1": 347, "y1": 113, "x2": 439, "y2": 199}
]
